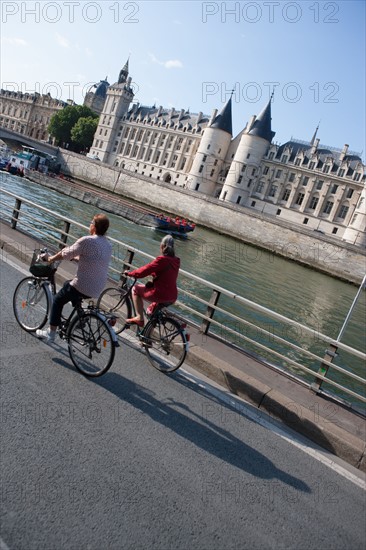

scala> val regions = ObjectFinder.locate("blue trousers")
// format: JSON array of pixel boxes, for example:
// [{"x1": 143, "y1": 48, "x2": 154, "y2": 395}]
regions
[{"x1": 50, "y1": 281, "x2": 89, "y2": 326}]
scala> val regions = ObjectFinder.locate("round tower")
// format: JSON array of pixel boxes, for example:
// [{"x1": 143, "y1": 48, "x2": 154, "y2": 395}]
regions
[
  {"x1": 219, "y1": 98, "x2": 275, "y2": 203},
  {"x1": 84, "y1": 77, "x2": 109, "y2": 116},
  {"x1": 187, "y1": 98, "x2": 232, "y2": 195}
]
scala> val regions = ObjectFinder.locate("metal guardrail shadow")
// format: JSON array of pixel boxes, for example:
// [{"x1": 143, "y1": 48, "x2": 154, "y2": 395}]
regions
[{"x1": 1, "y1": 188, "x2": 365, "y2": 409}]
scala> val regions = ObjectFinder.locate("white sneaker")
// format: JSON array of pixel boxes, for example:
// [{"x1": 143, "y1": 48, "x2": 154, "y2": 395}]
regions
[{"x1": 36, "y1": 328, "x2": 56, "y2": 343}]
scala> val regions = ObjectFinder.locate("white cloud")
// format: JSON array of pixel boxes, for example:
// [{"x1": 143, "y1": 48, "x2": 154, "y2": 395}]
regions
[
  {"x1": 1, "y1": 37, "x2": 27, "y2": 46},
  {"x1": 149, "y1": 53, "x2": 183, "y2": 69},
  {"x1": 165, "y1": 59, "x2": 183, "y2": 69},
  {"x1": 55, "y1": 33, "x2": 70, "y2": 48}
]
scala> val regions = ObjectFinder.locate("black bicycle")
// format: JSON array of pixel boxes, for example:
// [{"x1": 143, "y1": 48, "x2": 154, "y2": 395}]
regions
[
  {"x1": 97, "y1": 276, "x2": 189, "y2": 373},
  {"x1": 13, "y1": 248, "x2": 119, "y2": 377}
]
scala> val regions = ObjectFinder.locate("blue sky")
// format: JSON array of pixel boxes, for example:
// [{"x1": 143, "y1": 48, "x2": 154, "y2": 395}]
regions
[{"x1": 1, "y1": 1, "x2": 365, "y2": 159}]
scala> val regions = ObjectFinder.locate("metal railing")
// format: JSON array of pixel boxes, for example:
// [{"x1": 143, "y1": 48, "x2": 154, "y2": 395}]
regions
[{"x1": 1, "y1": 188, "x2": 365, "y2": 409}]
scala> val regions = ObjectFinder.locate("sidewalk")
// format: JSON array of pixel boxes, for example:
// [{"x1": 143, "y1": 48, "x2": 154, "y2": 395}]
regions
[{"x1": 1, "y1": 220, "x2": 365, "y2": 472}]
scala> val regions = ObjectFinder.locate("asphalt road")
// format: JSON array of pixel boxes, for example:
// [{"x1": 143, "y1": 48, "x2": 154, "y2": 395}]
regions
[{"x1": 1, "y1": 258, "x2": 365, "y2": 550}]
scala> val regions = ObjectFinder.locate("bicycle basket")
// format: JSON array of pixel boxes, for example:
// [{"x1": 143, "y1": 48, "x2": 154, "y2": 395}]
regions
[{"x1": 29, "y1": 249, "x2": 56, "y2": 277}]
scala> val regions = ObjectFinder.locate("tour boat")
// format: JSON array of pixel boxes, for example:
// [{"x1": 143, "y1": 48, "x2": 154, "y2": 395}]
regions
[{"x1": 152, "y1": 215, "x2": 196, "y2": 237}]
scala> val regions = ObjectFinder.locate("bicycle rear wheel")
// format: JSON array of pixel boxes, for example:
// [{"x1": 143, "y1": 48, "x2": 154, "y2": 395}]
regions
[
  {"x1": 144, "y1": 316, "x2": 187, "y2": 373},
  {"x1": 68, "y1": 311, "x2": 115, "y2": 377},
  {"x1": 13, "y1": 277, "x2": 50, "y2": 332},
  {"x1": 97, "y1": 287, "x2": 132, "y2": 334}
]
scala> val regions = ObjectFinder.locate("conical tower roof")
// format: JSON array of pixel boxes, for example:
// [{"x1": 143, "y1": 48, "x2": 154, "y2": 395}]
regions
[
  {"x1": 118, "y1": 58, "x2": 129, "y2": 84},
  {"x1": 248, "y1": 98, "x2": 275, "y2": 142},
  {"x1": 210, "y1": 97, "x2": 232, "y2": 135}
]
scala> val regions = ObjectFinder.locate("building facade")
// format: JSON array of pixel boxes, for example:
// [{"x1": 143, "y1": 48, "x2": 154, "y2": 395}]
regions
[
  {"x1": 88, "y1": 61, "x2": 366, "y2": 247},
  {"x1": 0, "y1": 89, "x2": 71, "y2": 142}
]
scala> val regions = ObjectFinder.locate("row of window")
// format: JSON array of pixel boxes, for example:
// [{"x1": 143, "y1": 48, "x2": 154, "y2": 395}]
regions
[
  {"x1": 267, "y1": 151, "x2": 362, "y2": 181},
  {"x1": 117, "y1": 127, "x2": 194, "y2": 152},
  {"x1": 221, "y1": 191, "x2": 349, "y2": 220},
  {"x1": 252, "y1": 176, "x2": 355, "y2": 199},
  {"x1": 0, "y1": 118, "x2": 26, "y2": 133},
  {"x1": 108, "y1": 138, "x2": 190, "y2": 171},
  {"x1": 124, "y1": 115, "x2": 203, "y2": 133}
]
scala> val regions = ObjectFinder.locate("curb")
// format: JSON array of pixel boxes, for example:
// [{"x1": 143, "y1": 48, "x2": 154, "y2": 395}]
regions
[{"x1": 186, "y1": 345, "x2": 366, "y2": 472}]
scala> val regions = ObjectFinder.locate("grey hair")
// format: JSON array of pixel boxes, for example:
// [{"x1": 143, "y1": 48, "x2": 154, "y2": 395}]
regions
[{"x1": 161, "y1": 234, "x2": 175, "y2": 256}]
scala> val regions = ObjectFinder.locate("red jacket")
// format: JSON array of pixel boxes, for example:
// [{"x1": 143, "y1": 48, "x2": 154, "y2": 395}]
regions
[{"x1": 128, "y1": 255, "x2": 180, "y2": 303}]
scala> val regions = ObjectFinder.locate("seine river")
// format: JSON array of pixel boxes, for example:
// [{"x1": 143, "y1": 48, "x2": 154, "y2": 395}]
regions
[{"x1": 1, "y1": 171, "x2": 365, "y2": 405}]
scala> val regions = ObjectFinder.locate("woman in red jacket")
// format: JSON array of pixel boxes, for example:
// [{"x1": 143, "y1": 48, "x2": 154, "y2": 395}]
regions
[{"x1": 125, "y1": 235, "x2": 180, "y2": 326}]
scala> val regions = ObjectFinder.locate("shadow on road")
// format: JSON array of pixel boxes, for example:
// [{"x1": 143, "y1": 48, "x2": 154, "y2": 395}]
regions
[{"x1": 92, "y1": 371, "x2": 311, "y2": 494}]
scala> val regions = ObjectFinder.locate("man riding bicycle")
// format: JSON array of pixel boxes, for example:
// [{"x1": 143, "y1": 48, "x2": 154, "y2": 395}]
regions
[{"x1": 36, "y1": 213, "x2": 112, "y2": 343}]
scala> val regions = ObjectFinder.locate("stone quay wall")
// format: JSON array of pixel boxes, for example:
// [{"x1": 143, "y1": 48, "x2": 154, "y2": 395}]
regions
[{"x1": 53, "y1": 150, "x2": 366, "y2": 284}]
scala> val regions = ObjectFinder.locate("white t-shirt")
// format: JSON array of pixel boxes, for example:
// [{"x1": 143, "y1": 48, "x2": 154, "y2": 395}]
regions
[{"x1": 61, "y1": 235, "x2": 112, "y2": 297}]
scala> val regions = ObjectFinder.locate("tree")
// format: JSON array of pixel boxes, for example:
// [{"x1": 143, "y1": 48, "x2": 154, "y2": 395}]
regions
[
  {"x1": 71, "y1": 117, "x2": 99, "y2": 151},
  {"x1": 48, "y1": 105, "x2": 98, "y2": 149}
]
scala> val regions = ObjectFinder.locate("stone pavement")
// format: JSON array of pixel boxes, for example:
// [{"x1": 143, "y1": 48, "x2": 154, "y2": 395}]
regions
[{"x1": 1, "y1": 220, "x2": 365, "y2": 472}]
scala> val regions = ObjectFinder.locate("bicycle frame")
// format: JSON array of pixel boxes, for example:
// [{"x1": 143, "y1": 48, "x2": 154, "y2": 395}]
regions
[
  {"x1": 122, "y1": 277, "x2": 189, "y2": 348},
  {"x1": 31, "y1": 259, "x2": 119, "y2": 346}
]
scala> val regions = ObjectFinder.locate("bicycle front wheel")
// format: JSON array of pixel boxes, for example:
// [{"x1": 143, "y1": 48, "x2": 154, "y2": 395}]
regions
[
  {"x1": 97, "y1": 287, "x2": 132, "y2": 334},
  {"x1": 68, "y1": 311, "x2": 115, "y2": 377},
  {"x1": 13, "y1": 277, "x2": 50, "y2": 332},
  {"x1": 144, "y1": 316, "x2": 187, "y2": 373}
]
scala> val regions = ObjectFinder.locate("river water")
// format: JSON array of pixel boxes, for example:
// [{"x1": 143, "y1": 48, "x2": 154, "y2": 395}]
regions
[{"x1": 1, "y1": 171, "x2": 365, "y2": 404}]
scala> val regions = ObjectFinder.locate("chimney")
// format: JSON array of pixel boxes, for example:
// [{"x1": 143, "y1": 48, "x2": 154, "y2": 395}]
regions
[
  {"x1": 311, "y1": 138, "x2": 320, "y2": 155},
  {"x1": 339, "y1": 144, "x2": 349, "y2": 162}
]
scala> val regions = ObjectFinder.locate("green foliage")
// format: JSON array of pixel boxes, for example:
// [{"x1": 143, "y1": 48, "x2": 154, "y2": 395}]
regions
[
  {"x1": 71, "y1": 117, "x2": 99, "y2": 149},
  {"x1": 48, "y1": 105, "x2": 98, "y2": 149}
]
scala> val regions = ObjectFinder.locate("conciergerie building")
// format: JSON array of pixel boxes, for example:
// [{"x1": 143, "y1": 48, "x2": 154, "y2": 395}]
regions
[{"x1": 87, "y1": 60, "x2": 366, "y2": 247}]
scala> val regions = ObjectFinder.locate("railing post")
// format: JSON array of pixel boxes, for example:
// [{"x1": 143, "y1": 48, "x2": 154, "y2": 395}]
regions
[
  {"x1": 121, "y1": 249, "x2": 135, "y2": 282},
  {"x1": 200, "y1": 289, "x2": 221, "y2": 335},
  {"x1": 59, "y1": 220, "x2": 71, "y2": 249},
  {"x1": 311, "y1": 343, "x2": 338, "y2": 393},
  {"x1": 11, "y1": 198, "x2": 21, "y2": 229}
]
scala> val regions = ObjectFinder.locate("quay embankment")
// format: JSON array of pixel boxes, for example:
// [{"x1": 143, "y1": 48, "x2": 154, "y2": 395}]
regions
[
  {"x1": 28, "y1": 149, "x2": 366, "y2": 284},
  {"x1": 1, "y1": 220, "x2": 365, "y2": 471}
]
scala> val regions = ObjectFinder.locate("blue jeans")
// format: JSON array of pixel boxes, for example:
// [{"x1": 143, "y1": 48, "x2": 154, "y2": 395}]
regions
[{"x1": 49, "y1": 281, "x2": 89, "y2": 327}]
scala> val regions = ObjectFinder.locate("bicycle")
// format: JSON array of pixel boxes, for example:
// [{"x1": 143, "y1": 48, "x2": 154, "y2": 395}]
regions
[
  {"x1": 97, "y1": 276, "x2": 189, "y2": 373},
  {"x1": 13, "y1": 248, "x2": 119, "y2": 377}
]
